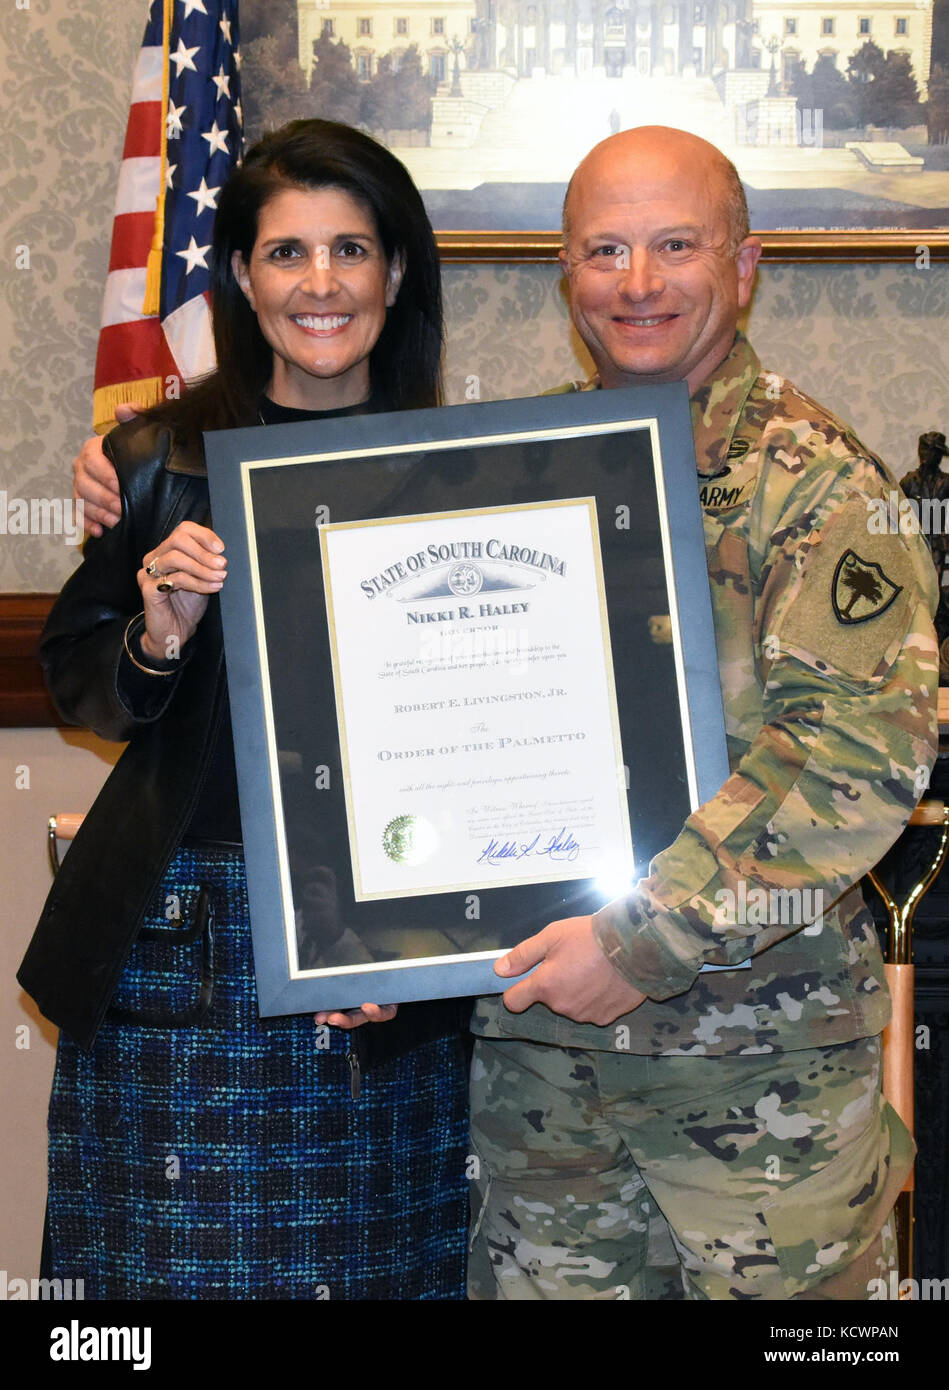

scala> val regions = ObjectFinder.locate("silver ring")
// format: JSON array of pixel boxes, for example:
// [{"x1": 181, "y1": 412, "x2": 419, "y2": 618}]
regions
[{"x1": 145, "y1": 558, "x2": 159, "y2": 577}]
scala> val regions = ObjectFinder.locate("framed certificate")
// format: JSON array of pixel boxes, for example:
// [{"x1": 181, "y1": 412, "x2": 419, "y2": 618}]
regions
[{"x1": 205, "y1": 386, "x2": 728, "y2": 1016}]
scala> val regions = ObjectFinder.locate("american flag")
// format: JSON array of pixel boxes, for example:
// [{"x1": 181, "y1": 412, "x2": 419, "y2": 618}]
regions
[{"x1": 93, "y1": 0, "x2": 242, "y2": 433}]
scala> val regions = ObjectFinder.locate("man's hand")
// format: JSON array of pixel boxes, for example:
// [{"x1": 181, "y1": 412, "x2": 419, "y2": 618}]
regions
[
  {"x1": 496, "y1": 916, "x2": 647, "y2": 1025},
  {"x1": 74, "y1": 401, "x2": 143, "y2": 536}
]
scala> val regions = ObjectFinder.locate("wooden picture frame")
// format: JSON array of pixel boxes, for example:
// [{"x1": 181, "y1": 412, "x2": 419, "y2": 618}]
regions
[
  {"x1": 435, "y1": 229, "x2": 949, "y2": 262},
  {"x1": 261, "y1": 1, "x2": 949, "y2": 262}
]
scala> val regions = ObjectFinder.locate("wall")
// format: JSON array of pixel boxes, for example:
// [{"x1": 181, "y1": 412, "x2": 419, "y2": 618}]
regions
[
  {"x1": 1, "y1": 0, "x2": 947, "y2": 1281},
  {"x1": 0, "y1": 727, "x2": 118, "y2": 1282}
]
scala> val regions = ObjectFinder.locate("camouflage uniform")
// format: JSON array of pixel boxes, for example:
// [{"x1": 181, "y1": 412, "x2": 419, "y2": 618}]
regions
[{"x1": 469, "y1": 332, "x2": 938, "y2": 1299}]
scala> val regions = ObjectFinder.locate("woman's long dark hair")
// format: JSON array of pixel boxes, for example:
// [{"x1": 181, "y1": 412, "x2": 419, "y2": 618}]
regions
[{"x1": 152, "y1": 119, "x2": 443, "y2": 437}]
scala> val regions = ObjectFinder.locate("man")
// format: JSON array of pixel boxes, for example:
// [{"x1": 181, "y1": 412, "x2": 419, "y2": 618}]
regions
[
  {"x1": 467, "y1": 127, "x2": 938, "y2": 1300},
  {"x1": 73, "y1": 127, "x2": 937, "y2": 1300}
]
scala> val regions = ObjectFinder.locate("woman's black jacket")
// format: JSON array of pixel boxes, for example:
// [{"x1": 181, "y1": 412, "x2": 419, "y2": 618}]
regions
[{"x1": 18, "y1": 417, "x2": 468, "y2": 1060}]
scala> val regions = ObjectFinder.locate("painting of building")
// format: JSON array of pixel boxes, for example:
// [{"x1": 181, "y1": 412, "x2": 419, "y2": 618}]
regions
[
  {"x1": 474, "y1": 0, "x2": 753, "y2": 79},
  {"x1": 298, "y1": 0, "x2": 479, "y2": 82},
  {"x1": 751, "y1": 0, "x2": 933, "y2": 96},
  {"x1": 283, "y1": 0, "x2": 949, "y2": 232}
]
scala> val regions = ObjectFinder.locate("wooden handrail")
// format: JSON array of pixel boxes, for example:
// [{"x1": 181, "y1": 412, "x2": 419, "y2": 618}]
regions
[
  {"x1": 47, "y1": 812, "x2": 84, "y2": 875},
  {"x1": 939, "y1": 688, "x2": 949, "y2": 729}
]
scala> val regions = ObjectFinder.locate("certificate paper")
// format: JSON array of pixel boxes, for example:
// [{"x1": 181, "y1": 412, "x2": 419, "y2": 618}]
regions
[{"x1": 321, "y1": 499, "x2": 633, "y2": 900}]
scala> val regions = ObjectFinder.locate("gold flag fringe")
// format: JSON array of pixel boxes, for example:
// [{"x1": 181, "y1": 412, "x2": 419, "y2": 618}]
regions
[{"x1": 93, "y1": 378, "x2": 165, "y2": 435}]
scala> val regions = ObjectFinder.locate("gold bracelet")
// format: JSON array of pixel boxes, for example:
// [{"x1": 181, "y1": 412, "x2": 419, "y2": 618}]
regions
[{"x1": 123, "y1": 613, "x2": 178, "y2": 677}]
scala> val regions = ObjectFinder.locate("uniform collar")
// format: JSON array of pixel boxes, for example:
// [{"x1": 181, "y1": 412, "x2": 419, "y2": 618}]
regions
[
  {"x1": 576, "y1": 332, "x2": 761, "y2": 479},
  {"x1": 689, "y1": 332, "x2": 762, "y2": 478},
  {"x1": 572, "y1": 332, "x2": 766, "y2": 478}
]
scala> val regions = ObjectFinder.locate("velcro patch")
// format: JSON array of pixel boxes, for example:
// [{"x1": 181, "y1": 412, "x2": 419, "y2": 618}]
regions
[{"x1": 777, "y1": 500, "x2": 917, "y2": 681}]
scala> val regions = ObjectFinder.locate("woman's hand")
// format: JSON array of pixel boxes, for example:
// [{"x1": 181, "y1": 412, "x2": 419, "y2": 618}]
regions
[
  {"x1": 73, "y1": 402, "x2": 143, "y2": 536},
  {"x1": 314, "y1": 1003, "x2": 399, "y2": 1030},
  {"x1": 138, "y1": 521, "x2": 227, "y2": 660}
]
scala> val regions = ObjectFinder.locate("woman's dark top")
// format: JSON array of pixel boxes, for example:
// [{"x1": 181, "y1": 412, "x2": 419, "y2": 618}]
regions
[{"x1": 186, "y1": 393, "x2": 376, "y2": 843}]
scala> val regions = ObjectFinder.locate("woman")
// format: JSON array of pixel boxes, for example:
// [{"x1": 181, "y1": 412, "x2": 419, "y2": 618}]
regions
[{"x1": 19, "y1": 120, "x2": 471, "y2": 1301}]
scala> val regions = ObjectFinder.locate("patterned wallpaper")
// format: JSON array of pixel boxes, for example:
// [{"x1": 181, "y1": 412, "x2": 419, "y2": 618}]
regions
[
  {"x1": 443, "y1": 259, "x2": 949, "y2": 473},
  {"x1": 2, "y1": 1, "x2": 947, "y2": 594}
]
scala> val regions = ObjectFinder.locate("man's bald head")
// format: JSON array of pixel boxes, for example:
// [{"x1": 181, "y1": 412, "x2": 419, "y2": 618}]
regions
[
  {"x1": 557, "y1": 124, "x2": 761, "y2": 395},
  {"x1": 563, "y1": 127, "x2": 749, "y2": 255}
]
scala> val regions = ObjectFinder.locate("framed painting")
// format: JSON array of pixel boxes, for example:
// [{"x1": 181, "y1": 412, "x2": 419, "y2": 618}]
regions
[{"x1": 242, "y1": 0, "x2": 949, "y2": 260}]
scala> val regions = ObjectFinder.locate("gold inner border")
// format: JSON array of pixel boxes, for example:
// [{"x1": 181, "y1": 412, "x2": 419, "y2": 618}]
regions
[{"x1": 322, "y1": 497, "x2": 633, "y2": 907}]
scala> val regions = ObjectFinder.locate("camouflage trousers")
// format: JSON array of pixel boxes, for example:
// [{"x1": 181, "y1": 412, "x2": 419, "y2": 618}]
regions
[{"x1": 468, "y1": 1034, "x2": 913, "y2": 1300}]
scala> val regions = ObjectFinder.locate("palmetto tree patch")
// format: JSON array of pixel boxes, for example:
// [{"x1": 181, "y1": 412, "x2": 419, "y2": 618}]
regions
[{"x1": 832, "y1": 550, "x2": 903, "y2": 625}]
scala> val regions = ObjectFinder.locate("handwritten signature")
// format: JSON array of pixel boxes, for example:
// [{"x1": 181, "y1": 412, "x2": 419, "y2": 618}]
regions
[{"x1": 477, "y1": 827, "x2": 580, "y2": 867}]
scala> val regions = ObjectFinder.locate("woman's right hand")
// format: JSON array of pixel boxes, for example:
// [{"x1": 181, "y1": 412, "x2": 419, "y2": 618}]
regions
[
  {"x1": 314, "y1": 1003, "x2": 399, "y2": 1030},
  {"x1": 138, "y1": 521, "x2": 227, "y2": 660}
]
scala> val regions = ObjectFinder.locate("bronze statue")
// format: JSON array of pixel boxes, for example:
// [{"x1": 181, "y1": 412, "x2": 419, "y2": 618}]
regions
[
  {"x1": 902, "y1": 431, "x2": 949, "y2": 677},
  {"x1": 902, "y1": 432, "x2": 949, "y2": 569}
]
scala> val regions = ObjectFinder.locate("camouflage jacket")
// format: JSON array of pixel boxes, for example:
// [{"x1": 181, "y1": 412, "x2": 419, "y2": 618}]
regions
[{"x1": 471, "y1": 332, "x2": 939, "y2": 1055}]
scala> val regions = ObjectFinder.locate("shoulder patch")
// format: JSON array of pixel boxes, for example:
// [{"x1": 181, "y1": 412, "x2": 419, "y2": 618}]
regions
[
  {"x1": 777, "y1": 498, "x2": 921, "y2": 681},
  {"x1": 832, "y1": 551, "x2": 902, "y2": 625}
]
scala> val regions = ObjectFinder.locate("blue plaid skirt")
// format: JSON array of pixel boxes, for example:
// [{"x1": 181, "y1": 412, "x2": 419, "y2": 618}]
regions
[{"x1": 46, "y1": 844, "x2": 469, "y2": 1300}]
